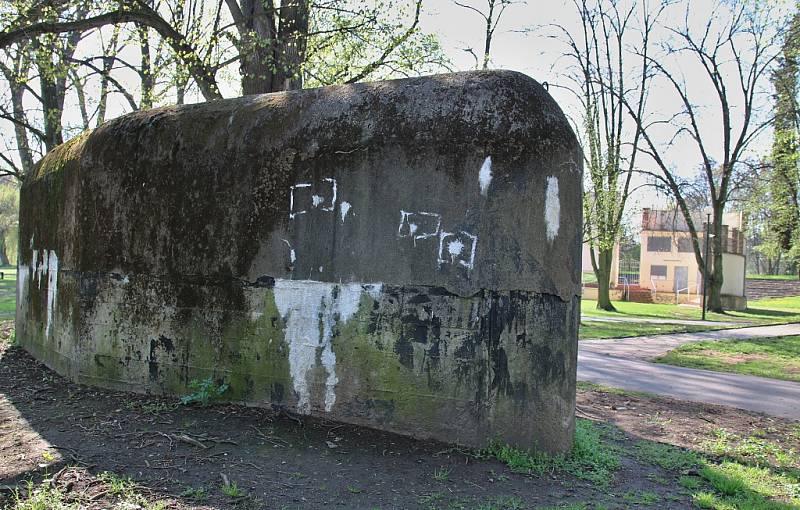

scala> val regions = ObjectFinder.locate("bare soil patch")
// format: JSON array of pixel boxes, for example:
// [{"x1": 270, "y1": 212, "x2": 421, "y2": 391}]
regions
[{"x1": 2, "y1": 338, "x2": 798, "y2": 509}]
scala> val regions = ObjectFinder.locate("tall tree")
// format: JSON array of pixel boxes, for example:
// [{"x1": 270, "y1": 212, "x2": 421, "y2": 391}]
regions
[
  {"x1": 627, "y1": 0, "x2": 782, "y2": 312},
  {"x1": 555, "y1": 0, "x2": 659, "y2": 311},
  {"x1": 0, "y1": 0, "x2": 448, "y2": 180},
  {"x1": 768, "y1": 9, "x2": 800, "y2": 272}
]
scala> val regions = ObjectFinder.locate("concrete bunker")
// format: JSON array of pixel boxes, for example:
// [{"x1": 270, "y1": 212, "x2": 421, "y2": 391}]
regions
[{"x1": 17, "y1": 70, "x2": 582, "y2": 453}]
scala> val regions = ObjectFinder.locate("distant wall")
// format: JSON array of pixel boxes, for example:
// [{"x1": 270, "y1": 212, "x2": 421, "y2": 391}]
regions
[
  {"x1": 721, "y1": 253, "x2": 746, "y2": 298},
  {"x1": 746, "y1": 278, "x2": 800, "y2": 300},
  {"x1": 16, "y1": 71, "x2": 582, "y2": 453}
]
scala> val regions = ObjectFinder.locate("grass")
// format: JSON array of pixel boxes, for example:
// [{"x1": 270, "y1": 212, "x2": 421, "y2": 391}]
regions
[
  {"x1": 0, "y1": 265, "x2": 16, "y2": 320},
  {"x1": 583, "y1": 295, "x2": 800, "y2": 324},
  {"x1": 630, "y1": 431, "x2": 800, "y2": 510},
  {"x1": 580, "y1": 295, "x2": 800, "y2": 339},
  {"x1": 655, "y1": 335, "x2": 800, "y2": 382},
  {"x1": 432, "y1": 467, "x2": 450, "y2": 482},
  {"x1": 481, "y1": 419, "x2": 620, "y2": 487},
  {"x1": 220, "y1": 480, "x2": 245, "y2": 498},
  {"x1": 634, "y1": 441, "x2": 700, "y2": 471},
  {"x1": 747, "y1": 274, "x2": 800, "y2": 280},
  {"x1": 579, "y1": 321, "x2": 716, "y2": 339}
]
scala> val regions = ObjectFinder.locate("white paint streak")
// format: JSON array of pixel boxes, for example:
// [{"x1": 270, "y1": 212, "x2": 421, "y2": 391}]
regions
[
  {"x1": 45, "y1": 250, "x2": 58, "y2": 337},
  {"x1": 289, "y1": 183, "x2": 311, "y2": 219},
  {"x1": 312, "y1": 195, "x2": 324, "y2": 207},
  {"x1": 545, "y1": 176, "x2": 560, "y2": 242},
  {"x1": 32, "y1": 250, "x2": 39, "y2": 287},
  {"x1": 282, "y1": 239, "x2": 296, "y2": 264},
  {"x1": 17, "y1": 263, "x2": 28, "y2": 309},
  {"x1": 478, "y1": 156, "x2": 492, "y2": 196},
  {"x1": 321, "y1": 178, "x2": 337, "y2": 211},
  {"x1": 273, "y1": 280, "x2": 382, "y2": 414},
  {"x1": 339, "y1": 201, "x2": 352, "y2": 222}
]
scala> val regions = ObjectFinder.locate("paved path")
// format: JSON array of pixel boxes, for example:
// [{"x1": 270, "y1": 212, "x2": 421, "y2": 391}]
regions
[
  {"x1": 577, "y1": 323, "x2": 800, "y2": 419},
  {"x1": 582, "y1": 316, "x2": 734, "y2": 326},
  {"x1": 581, "y1": 322, "x2": 800, "y2": 360}
]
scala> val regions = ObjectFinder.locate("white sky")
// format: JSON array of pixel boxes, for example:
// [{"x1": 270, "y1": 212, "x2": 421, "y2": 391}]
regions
[
  {"x1": 419, "y1": 0, "x2": 786, "y2": 226},
  {"x1": 3, "y1": 0, "x2": 788, "y2": 230}
]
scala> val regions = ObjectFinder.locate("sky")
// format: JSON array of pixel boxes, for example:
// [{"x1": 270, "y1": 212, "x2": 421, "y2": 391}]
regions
[
  {"x1": 417, "y1": 0, "x2": 786, "y2": 227},
  {"x1": 2, "y1": 0, "x2": 788, "y2": 230}
]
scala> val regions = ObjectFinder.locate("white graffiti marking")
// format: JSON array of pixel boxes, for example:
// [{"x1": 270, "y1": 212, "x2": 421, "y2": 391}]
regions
[
  {"x1": 437, "y1": 231, "x2": 478, "y2": 270},
  {"x1": 398, "y1": 211, "x2": 442, "y2": 246},
  {"x1": 478, "y1": 156, "x2": 492, "y2": 196},
  {"x1": 545, "y1": 176, "x2": 560, "y2": 242}
]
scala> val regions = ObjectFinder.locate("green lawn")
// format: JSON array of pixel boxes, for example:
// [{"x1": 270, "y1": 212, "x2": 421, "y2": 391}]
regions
[
  {"x1": 746, "y1": 274, "x2": 800, "y2": 280},
  {"x1": 583, "y1": 296, "x2": 800, "y2": 323},
  {"x1": 654, "y1": 335, "x2": 800, "y2": 382},
  {"x1": 0, "y1": 266, "x2": 16, "y2": 320},
  {"x1": 580, "y1": 321, "x2": 718, "y2": 340},
  {"x1": 580, "y1": 296, "x2": 800, "y2": 340}
]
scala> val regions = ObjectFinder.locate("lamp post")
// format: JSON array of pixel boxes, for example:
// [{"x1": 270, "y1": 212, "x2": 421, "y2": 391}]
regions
[{"x1": 702, "y1": 212, "x2": 711, "y2": 321}]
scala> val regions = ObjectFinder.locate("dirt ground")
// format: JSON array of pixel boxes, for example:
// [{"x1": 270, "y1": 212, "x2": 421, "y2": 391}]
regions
[{"x1": 1, "y1": 333, "x2": 798, "y2": 509}]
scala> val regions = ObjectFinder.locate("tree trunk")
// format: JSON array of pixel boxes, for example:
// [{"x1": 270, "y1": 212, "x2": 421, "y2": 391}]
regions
[
  {"x1": 35, "y1": 53, "x2": 65, "y2": 151},
  {"x1": 0, "y1": 235, "x2": 11, "y2": 267},
  {"x1": 274, "y1": 0, "x2": 309, "y2": 90},
  {"x1": 236, "y1": 0, "x2": 278, "y2": 95},
  {"x1": 706, "y1": 212, "x2": 725, "y2": 313},
  {"x1": 138, "y1": 24, "x2": 154, "y2": 109},
  {"x1": 7, "y1": 71, "x2": 34, "y2": 173},
  {"x1": 592, "y1": 247, "x2": 617, "y2": 311}
]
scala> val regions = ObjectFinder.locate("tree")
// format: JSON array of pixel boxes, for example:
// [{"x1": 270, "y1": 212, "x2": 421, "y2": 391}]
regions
[
  {"x1": 454, "y1": 0, "x2": 519, "y2": 69},
  {"x1": 553, "y1": 0, "x2": 659, "y2": 311},
  {"x1": 0, "y1": 181, "x2": 19, "y2": 266},
  {"x1": 768, "y1": 9, "x2": 800, "y2": 273},
  {"x1": 0, "y1": 0, "x2": 449, "y2": 180},
  {"x1": 627, "y1": 0, "x2": 783, "y2": 312}
]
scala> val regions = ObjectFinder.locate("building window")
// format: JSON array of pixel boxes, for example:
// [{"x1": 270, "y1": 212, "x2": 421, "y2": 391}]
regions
[
  {"x1": 647, "y1": 236, "x2": 671, "y2": 252},
  {"x1": 677, "y1": 237, "x2": 694, "y2": 253},
  {"x1": 651, "y1": 265, "x2": 667, "y2": 279}
]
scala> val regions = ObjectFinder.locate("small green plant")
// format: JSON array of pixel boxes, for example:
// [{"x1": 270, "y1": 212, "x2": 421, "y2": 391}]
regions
[
  {"x1": 678, "y1": 475, "x2": 702, "y2": 490},
  {"x1": 481, "y1": 419, "x2": 620, "y2": 487},
  {"x1": 11, "y1": 480, "x2": 66, "y2": 510},
  {"x1": 622, "y1": 491, "x2": 660, "y2": 505},
  {"x1": 432, "y1": 467, "x2": 451, "y2": 482},
  {"x1": 347, "y1": 485, "x2": 363, "y2": 494},
  {"x1": 646, "y1": 472, "x2": 669, "y2": 485},
  {"x1": 180, "y1": 486, "x2": 208, "y2": 500},
  {"x1": 634, "y1": 441, "x2": 699, "y2": 471},
  {"x1": 98, "y1": 472, "x2": 135, "y2": 496},
  {"x1": 220, "y1": 481, "x2": 244, "y2": 498},
  {"x1": 488, "y1": 469, "x2": 509, "y2": 482},
  {"x1": 180, "y1": 377, "x2": 229, "y2": 406}
]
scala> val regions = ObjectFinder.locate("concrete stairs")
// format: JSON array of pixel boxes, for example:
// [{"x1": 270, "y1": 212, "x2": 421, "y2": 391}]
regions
[{"x1": 623, "y1": 286, "x2": 653, "y2": 303}]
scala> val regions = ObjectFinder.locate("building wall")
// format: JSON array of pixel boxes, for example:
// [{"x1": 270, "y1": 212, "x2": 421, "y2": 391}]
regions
[
  {"x1": 721, "y1": 253, "x2": 746, "y2": 297},
  {"x1": 639, "y1": 231, "x2": 746, "y2": 299},
  {"x1": 639, "y1": 231, "x2": 702, "y2": 295}
]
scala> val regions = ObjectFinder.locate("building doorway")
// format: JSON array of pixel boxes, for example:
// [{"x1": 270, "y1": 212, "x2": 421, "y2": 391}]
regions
[{"x1": 674, "y1": 266, "x2": 688, "y2": 293}]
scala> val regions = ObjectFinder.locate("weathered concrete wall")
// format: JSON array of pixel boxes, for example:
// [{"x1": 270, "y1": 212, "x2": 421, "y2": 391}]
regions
[{"x1": 17, "y1": 70, "x2": 582, "y2": 453}]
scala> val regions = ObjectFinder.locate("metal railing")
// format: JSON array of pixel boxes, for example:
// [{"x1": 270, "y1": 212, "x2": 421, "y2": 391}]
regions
[
  {"x1": 674, "y1": 283, "x2": 699, "y2": 304},
  {"x1": 620, "y1": 276, "x2": 630, "y2": 301}
]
